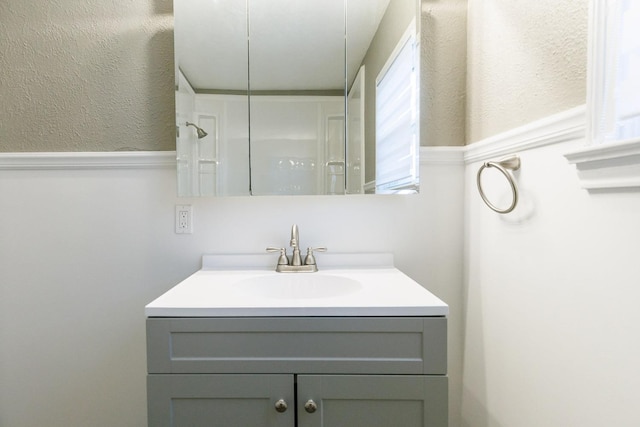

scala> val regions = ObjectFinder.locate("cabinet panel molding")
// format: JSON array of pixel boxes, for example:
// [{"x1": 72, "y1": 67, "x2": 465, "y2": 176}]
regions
[
  {"x1": 147, "y1": 374, "x2": 294, "y2": 427},
  {"x1": 297, "y1": 375, "x2": 448, "y2": 427},
  {"x1": 147, "y1": 317, "x2": 447, "y2": 375}
]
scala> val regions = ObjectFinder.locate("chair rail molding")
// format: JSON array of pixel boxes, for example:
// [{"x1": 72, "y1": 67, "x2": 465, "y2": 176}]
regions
[
  {"x1": 0, "y1": 151, "x2": 177, "y2": 170},
  {"x1": 420, "y1": 146, "x2": 465, "y2": 166},
  {"x1": 464, "y1": 105, "x2": 587, "y2": 164},
  {"x1": 7, "y1": 104, "x2": 633, "y2": 192}
]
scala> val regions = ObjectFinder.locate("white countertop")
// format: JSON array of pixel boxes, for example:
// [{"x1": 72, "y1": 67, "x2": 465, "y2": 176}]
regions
[{"x1": 145, "y1": 254, "x2": 449, "y2": 317}]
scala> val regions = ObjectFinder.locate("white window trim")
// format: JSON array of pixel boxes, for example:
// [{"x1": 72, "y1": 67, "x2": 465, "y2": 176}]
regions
[{"x1": 564, "y1": 0, "x2": 640, "y2": 190}]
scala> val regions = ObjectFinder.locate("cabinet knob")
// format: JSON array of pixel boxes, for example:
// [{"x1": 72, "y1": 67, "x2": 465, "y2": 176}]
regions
[
  {"x1": 304, "y1": 399, "x2": 318, "y2": 413},
  {"x1": 274, "y1": 399, "x2": 288, "y2": 413}
]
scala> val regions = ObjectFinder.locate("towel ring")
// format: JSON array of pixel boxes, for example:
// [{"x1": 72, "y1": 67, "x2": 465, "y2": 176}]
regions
[{"x1": 476, "y1": 155, "x2": 520, "y2": 214}]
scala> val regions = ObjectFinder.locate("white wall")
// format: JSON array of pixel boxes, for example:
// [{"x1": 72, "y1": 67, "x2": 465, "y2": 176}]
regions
[
  {"x1": 0, "y1": 157, "x2": 465, "y2": 426},
  {"x1": 461, "y1": 122, "x2": 640, "y2": 426},
  {"x1": 9, "y1": 0, "x2": 628, "y2": 426},
  {"x1": 463, "y1": 1, "x2": 640, "y2": 425},
  {"x1": 0, "y1": 0, "x2": 469, "y2": 425}
]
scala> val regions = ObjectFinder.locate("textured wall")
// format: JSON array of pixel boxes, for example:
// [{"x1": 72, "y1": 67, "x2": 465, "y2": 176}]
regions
[
  {"x1": 0, "y1": 0, "x2": 175, "y2": 151},
  {"x1": 421, "y1": 0, "x2": 467, "y2": 147},
  {"x1": 0, "y1": 0, "x2": 466, "y2": 152},
  {"x1": 465, "y1": 0, "x2": 588, "y2": 143}
]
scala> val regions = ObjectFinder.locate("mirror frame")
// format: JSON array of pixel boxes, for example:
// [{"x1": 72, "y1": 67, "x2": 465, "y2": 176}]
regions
[{"x1": 174, "y1": 0, "x2": 420, "y2": 197}]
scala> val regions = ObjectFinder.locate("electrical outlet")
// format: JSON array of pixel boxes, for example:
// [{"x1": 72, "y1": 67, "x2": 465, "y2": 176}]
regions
[{"x1": 175, "y1": 205, "x2": 193, "y2": 234}]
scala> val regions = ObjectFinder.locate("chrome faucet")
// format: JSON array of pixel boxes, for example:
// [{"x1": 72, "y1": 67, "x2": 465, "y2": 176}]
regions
[{"x1": 267, "y1": 224, "x2": 326, "y2": 272}]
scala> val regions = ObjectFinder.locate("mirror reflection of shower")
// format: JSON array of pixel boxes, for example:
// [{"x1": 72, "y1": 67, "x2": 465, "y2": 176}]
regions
[{"x1": 186, "y1": 122, "x2": 208, "y2": 139}]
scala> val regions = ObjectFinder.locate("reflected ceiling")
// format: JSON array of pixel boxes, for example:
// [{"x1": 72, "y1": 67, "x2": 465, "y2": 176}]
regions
[{"x1": 175, "y1": 0, "x2": 391, "y2": 91}]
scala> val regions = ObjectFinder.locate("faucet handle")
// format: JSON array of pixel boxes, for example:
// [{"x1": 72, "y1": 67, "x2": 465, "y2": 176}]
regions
[
  {"x1": 266, "y1": 247, "x2": 289, "y2": 265},
  {"x1": 304, "y1": 247, "x2": 327, "y2": 266}
]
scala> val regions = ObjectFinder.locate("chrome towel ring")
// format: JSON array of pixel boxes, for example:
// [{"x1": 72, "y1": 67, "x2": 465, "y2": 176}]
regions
[{"x1": 476, "y1": 155, "x2": 521, "y2": 214}]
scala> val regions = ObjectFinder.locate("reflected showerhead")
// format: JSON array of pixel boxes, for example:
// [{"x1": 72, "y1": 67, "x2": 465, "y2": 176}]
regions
[{"x1": 186, "y1": 122, "x2": 208, "y2": 139}]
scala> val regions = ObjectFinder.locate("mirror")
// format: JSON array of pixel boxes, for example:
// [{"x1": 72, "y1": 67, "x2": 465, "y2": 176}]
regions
[{"x1": 174, "y1": 0, "x2": 419, "y2": 196}]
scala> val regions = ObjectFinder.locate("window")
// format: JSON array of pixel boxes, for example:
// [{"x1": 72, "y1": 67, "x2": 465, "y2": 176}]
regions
[
  {"x1": 375, "y1": 20, "x2": 419, "y2": 193},
  {"x1": 591, "y1": 0, "x2": 640, "y2": 144},
  {"x1": 565, "y1": 0, "x2": 640, "y2": 190}
]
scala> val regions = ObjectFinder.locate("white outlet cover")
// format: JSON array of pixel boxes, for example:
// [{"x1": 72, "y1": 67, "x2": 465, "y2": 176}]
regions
[{"x1": 175, "y1": 205, "x2": 193, "y2": 234}]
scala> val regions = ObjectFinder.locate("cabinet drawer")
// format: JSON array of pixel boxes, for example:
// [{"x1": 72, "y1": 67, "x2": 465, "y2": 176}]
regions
[{"x1": 147, "y1": 317, "x2": 446, "y2": 375}]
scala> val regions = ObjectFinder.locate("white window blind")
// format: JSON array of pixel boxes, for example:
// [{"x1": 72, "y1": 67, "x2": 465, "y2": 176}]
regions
[{"x1": 375, "y1": 23, "x2": 419, "y2": 193}]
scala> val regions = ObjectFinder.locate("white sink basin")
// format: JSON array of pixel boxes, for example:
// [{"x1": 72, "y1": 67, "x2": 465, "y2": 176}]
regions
[
  {"x1": 235, "y1": 274, "x2": 362, "y2": 299},
  {"x1": 145, "y1": 253, "x2": 448, "y2": 317}
]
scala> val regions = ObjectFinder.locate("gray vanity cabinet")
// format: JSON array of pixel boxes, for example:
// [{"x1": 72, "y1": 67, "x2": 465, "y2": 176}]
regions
[
  {"x1": 146, "y1": 317, "x2": 448, "y2": 426},
  {"x1": 297, "y1": 375, "x2": 448, "y2": 427},
  {"x1": 148, "y1": 374, "x2": 293, "y2": 427}
]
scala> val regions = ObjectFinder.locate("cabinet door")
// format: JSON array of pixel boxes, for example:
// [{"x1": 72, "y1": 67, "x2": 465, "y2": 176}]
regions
[
  {"x1": 297, "y1": 375, "x2": 448, "y2": 427},
  {"x1": 148, "y1": 374, "x2": 294, "y2": 427}
]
